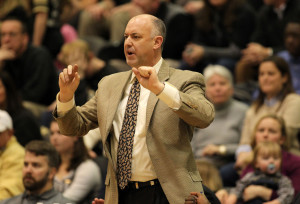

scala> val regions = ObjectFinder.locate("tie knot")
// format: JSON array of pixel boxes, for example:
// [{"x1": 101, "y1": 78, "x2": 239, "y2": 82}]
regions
[{"x1": 133, "y1": 78, "x2": 139, "y2": 86}]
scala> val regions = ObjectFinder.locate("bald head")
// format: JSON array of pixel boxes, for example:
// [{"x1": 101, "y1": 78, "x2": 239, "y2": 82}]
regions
[{"x1": 129, "y1": 14, "x2": 166, "y2": 49}]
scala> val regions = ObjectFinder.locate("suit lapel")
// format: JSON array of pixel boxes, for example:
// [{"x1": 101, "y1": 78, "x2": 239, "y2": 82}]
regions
[
  {"x1": 145, "y1": 60, "x2": 170, "y2": 130},
  {"x1": 104, "y1": 71, "x2": 132, "y2": 139}
]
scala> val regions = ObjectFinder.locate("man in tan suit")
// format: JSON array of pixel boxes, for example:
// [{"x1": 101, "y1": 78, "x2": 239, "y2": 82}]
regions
[{"x1": 54, "y1": 14, "x2": 214, "y2": 204}]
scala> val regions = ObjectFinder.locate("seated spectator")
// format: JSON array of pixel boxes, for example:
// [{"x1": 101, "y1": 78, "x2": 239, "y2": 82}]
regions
[
  {"x1": 227, "y1": 141, "x2": 294, "y2": 204},
  {"x1": 222, "y1": 56, "x2": 300, "y2": 187},
  {"x1": 238, "y1": 56, "x2": 300, "y2": 157},
  {"x1": 0, "y1": 110, "x2": 25, "y2": 201},
  {"x1": 235, "y1": 0, "x2": 300, "y2": 84},
  {"x1": 218, "y1": 114, "x2": 300, "y2": 203},
  {"x1": 191, "y1": 65, "x2": 248, "y2": 168},
  {"x1": 0, "y1": 71, "x2": 42, "y2": 146},
  {"x1": 0, "y1": 1, "x2": 29, "y2": 21},
  {"x1": 27, "y1": 0, "x2": 64, "y2": 59},
  {"x1": 0, "y1": 16, "x2": 59, "y2": 118},
  {"x1": 277, "y1": 20, "x2": 300, "y2": 94},
  {"x1": 181, "y1": 0, "x2": 256, "y2": 73},
  {"x1": 49, "y1": 119, "x2": 102, "y2": 204},
  {"x1": 0, "y1": 140, "x2": 73, "y2": 204}
]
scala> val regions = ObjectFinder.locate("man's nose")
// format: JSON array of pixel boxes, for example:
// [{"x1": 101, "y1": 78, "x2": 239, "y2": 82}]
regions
[{"x1": 124, "y1": 37, "x2": 133, "y2": 45}]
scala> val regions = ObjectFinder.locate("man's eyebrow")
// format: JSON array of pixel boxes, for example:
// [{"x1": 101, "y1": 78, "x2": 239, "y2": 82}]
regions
[{"x1": 124, "y1": 32, "x2": 139, "y2": 36}]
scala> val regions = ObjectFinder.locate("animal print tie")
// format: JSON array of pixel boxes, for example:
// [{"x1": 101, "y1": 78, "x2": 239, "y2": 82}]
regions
[{"x1": 117, "y1": 79, "x2": 141, "y2": 189}]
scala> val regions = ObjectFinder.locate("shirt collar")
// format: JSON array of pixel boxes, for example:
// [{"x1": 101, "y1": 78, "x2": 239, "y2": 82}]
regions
[{"x1": 130, "y1": 58, "x2": 163, "y2": 83}]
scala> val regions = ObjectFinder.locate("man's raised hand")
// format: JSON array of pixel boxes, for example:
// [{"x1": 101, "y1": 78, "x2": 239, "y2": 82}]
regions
[
  {"x1": 132, "y1": 66, "x2": 164, "y2": 95},
  {"x1": 59, "y1": 64, "x2": 81, "y2": 102}
]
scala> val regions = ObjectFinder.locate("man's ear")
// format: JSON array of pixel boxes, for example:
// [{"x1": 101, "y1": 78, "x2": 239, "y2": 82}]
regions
[{"x1": 153, "y1": 36, "x2": 163, "y2": 50}]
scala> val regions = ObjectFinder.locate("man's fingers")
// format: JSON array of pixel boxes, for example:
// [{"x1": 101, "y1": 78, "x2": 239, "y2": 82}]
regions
[
  {"x1": 59, "y1": 72, "x2": 66, "y2": 83},
  {"x1": 63, "y1": 68, "x2": 70, "y2": 82},
  {"x1": 138, "y1": 66, "x2": 152, "y2": 77},
  {"x1": 73, "y1": 64, "x2": 79, "y2": 73},
  {"x1": 68, "y1": 65, "x2": 73, "y2": 75}
]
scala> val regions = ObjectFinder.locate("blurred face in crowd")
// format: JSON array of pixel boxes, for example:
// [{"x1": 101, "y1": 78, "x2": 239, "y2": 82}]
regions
[
  {"x1": 50, "y1": 121, "x2": 77, "y2": 155},
  {"x1": 255, "y1": 117, "x2": 284, "y2": 146},
  {"x1": 124, "y1": 15, "x2": 162, "y2": 68},
  {"x1": 0, "y1": 19, "x2": 28, "y2": 57},
  {"x1": 0, "y1": 129, "x2": 12, "y2": 148},
  {"x1": 0, "y1": 79, "x2": 6, "y2": 106},
  {"x1": 258, "y1": 61, "x2": 287, "y2": 99},
  {"x1": 205, "y1": 74, "x2": 233, "y2": 105},
  {"x1": 255, "y1": 151, "x2": 281, "y2": 174},
  {"x1": 23, "y1": 151, "x2": 54, "y2": 195},
  {"x1": 209, "y1": 0, "x2": 228, "y2": 7},
  {"x1": 285, "y1": 22, "x2": 300, "y2": 57}
]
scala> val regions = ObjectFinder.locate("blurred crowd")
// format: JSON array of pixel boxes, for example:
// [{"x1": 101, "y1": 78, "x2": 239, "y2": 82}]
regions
[{"x1": 1, "y1": 0, "x2": 300, "y2": 203}]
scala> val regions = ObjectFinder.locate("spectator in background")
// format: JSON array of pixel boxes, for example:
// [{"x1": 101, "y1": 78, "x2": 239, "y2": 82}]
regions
[
  {"x1": 27, "y1": 0, "x2": 64, "y2": 59},
  {"x1": 235, "y1": 0, "x2": 300, "y2": 84},
  {"x1": 181, "y1": 0, "x2": 256, "y2": 73},
  {"x1": 0, "y1": 71, "x2": 42, "y2": 146},
  {"x1": 50, "y1": 120, "x2": 102, "y2": 204},
  {"x1": 277, "y1": 20, "x2": 300, "y2": 94},
  {"x1": 222, "y1": 56, "x2": 300, "y2": 188},
  {"x1": 237, "y1": 56, "x2": 300, "y2": 158},
  {"x1": 0, "y1": 140, "x2": 74, "y2": 204},
  {"x1": 0, "y1": 17, "x2": 59, "y2": 118},
  {"x1": 0, "y1": 0, "x2": 29, "y2": 21},
  {"x1": 227, "y1": 141, "x2": 294, "y2": 204},
  {"x1": 217, "y1": 115, "x2": 300, "y2": 203},
  {"x1": 0, "y1": 110, "x2": 25, "y2": 201},
  {"x1": 191, "y1": 65, "x2": 248, "y2": 168}
]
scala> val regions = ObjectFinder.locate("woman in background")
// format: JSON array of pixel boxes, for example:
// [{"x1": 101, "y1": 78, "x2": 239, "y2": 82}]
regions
[
  {"x1": 0, "y1": 71, "x2": 42, "y2": 146},
  {"x1": 50, "y1": 119, "x2": 102, "y2": 204}
]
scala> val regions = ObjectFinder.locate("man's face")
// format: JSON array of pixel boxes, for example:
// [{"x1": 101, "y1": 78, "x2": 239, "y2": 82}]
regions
[
  {"x1": 23, "y1": 152, "x2": 52, "y2": 194},
  {"x1": 285, "y1": 23, "x2": 300, "y2": 57},
  {"x1": 0, "y1": 20, "x2": 28, "y2": 57},
  {"x1": 124, "y1": 16, "x2": 157, "y2": 68}
]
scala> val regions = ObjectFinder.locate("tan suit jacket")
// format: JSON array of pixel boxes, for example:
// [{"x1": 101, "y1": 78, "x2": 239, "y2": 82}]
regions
[{"x1": 55, "y1": 60, "x2": 215, "y2": 204}]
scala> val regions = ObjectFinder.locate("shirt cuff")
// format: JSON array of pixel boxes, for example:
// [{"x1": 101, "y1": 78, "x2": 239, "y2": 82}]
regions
[
  {"x1": 56, "y1": 93, "x2": 75, "y2": 116},
  {"x1": 157, "y1": 82, "x2": 181, "y2": 110},
  {"x1": 235, "y1": 144, "x2": 252, "y2": 158}
]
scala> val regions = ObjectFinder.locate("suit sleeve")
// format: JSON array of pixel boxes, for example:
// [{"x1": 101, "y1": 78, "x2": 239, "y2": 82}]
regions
[{"x1": 173, "y1": 71, "x2": 215, "y2": 128}]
